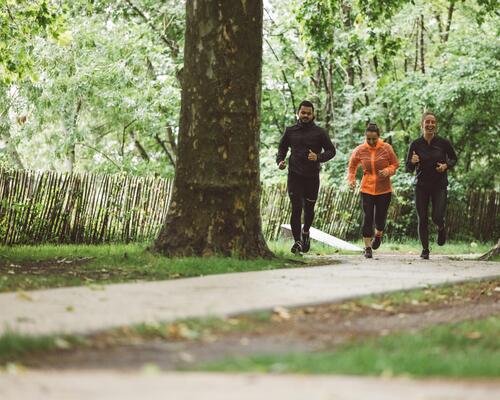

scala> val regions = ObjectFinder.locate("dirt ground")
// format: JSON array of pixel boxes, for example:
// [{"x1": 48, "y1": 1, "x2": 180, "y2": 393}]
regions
[
  {"x1": 22, "y1": 279, "x2": 500, "y2": 371},
  {"x1": 0, "y1": 257, "x2": 148, "y2": 282}
]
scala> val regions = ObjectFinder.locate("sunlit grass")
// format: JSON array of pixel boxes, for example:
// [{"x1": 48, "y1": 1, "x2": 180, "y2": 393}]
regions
[{"x1": 199, "y1": 316, "x2": 500, "y2": 377}]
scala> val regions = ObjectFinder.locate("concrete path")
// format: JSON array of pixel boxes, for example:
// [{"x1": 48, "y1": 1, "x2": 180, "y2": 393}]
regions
[
  {"x1": 1, "y1": 371, "x2": 499, "y2": 400},
  {"x1": 1, "y1": 255, "x2": 499, "y2": 336}
]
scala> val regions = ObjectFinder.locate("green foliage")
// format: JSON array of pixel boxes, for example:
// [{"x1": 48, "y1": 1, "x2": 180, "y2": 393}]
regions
[
  {"x1": 0, "y1": 0, "x2": 497, "y2": 195},
  {"x1": 200, "y1": 316, "x2": 500, "y2": 377},
  {"x1": 0, "y1": 331, "x2": 83, "y2": 364},
  {"x1": 0, "y1": 0, "x2": 65, "y2": 83}
]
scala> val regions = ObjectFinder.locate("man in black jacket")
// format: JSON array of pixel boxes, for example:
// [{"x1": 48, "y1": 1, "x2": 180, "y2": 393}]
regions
[
  {"x1": 406, "y1": 111, "x2": 458, "y2": 259},
  {"x1": 276, "y1": 100, "x2": 336, "y2": 254}
]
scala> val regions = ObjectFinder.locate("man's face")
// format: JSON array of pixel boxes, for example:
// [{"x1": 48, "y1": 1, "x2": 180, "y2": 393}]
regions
[
  {"x1": 298, "y1": 106, "x2": 314, "y2": 123},
  {"x1": 423, "y1": 116, "x2": 436, "y2": 135}
]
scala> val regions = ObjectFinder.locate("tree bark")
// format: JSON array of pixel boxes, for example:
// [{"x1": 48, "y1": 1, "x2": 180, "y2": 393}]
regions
[
  {"x1": 154, "y1": 0, "x2": 272, "y2": 258},
  {"x1": 443, "y1": 1, "x2": 455, "y2": 43},
  {"x1": 420, "y1": 15, "x2": 425, "y2": 74}
]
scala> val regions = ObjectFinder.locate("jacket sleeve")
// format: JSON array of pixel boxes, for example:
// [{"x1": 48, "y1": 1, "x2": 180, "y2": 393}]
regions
[
  {"x1": 383, "y1": 144, "x2": 400, "y2": 176},
  {"x1": 317, "y1": 131, "x2": 336, "y2": 163},
  {"x1": 405, "y1": 142, "x2": 417, "y2": 173},
  {"x1": 347, "y1": 148, "x2": 360, "y2": 185},
  {"x1": 445, "y1": 139, "x2": 458, "y2": 169},
  {"x1": 276, "y1": 129, "x2": 289, "y2": 165}
]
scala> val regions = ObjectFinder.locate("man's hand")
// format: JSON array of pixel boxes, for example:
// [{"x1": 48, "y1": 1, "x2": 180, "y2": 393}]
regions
[
  {"x1": 378, "y1": 169, "x2": 389, "y2": 178},
  {"x1": 278, "y1": 160, "x2": 286, "y2": 170},
  {"x1": 436, "y1": 162, "x2": 447, "y2": 173},
  {"x1": 308, "y1": 149, "x2": 318, "y2": 161},
  {"x1": 411, "y1": 151, "x2": 420, "y2": 165}
]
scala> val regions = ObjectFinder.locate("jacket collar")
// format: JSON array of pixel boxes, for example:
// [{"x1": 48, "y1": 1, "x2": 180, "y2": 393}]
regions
[{"x1": 364, "y1": 138, "x2": 384, "y2": 150}]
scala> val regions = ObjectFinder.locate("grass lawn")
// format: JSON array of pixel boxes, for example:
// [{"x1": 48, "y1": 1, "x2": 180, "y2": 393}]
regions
[
  {"x1": 199, "y1": 316, "x2": 500, "y2": 378},
  {"x1": 0, "y1": 239, "x2": 493, "y2": 292},
  {"x1": 0, "y1": 241, "x2": 322, "y2": 292}
]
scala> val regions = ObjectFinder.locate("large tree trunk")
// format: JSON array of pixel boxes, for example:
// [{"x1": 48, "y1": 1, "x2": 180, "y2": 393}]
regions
[{"x1": 154, "y1": 0, "x2": 272, "y2": 258}]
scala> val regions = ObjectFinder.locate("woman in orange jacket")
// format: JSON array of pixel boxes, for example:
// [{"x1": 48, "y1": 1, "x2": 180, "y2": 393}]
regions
[{"x1": 347, "y1": 123, "x2": 399, "y2": 258}]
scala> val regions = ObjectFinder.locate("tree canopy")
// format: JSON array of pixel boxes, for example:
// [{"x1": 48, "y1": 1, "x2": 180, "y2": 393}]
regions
[{"x1": 0, "y1": 0, "x2": 498, "y2": 191}]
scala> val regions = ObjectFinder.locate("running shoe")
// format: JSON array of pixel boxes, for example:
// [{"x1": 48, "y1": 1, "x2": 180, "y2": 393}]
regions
[
  {"x1": 302, "y1": 231, "x2": 311, "y2": 253},
  {"x1": 420, "y1": 248, "x2": 430, "y2": 259},
  {"x1": 291, "y1": 241, "x2": 303, "y2": 255},
  {"x1": 371, "y1": 234, "x2": 383, "y2": 250},
  {"x1": 364, "y1": 247, "x2": 373, "y2": 259}
]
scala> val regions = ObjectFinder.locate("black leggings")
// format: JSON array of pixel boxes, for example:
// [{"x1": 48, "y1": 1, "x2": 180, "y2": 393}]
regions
[
  {"x1": 287, "y1": 172, "x2": 320, "y2": 242},
  {"x1": 415, "y1": 186, "x2": 447, "y2": 250},
  {"x1": 361, "y1": 192, "x2": 392, "y2": 238}
]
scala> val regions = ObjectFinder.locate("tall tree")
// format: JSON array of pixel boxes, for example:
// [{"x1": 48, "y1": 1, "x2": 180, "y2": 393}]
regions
[{"x1": 154, "y1": 0, "x2": 272, "y2": 258}]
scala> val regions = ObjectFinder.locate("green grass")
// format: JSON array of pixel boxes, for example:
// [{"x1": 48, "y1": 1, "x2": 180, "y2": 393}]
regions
[
  {"x1": 0, "y1": 239, "x2": 493, "y2": 293},
  {"x1": 0, "y1": 332, "x2": 84, "y2": 364},
  {"x1": 106, "y1": 311, "x2": 274, "y2": 342},
  {"x1": 0, "y1": 242, "x2": 338, "y2": 292},
  {"x1": 199, "y1": 316, "x2": 500, "y2": 377},
  {"x1": 354, "y1": 279, "x2": 498, "y2": 309}
]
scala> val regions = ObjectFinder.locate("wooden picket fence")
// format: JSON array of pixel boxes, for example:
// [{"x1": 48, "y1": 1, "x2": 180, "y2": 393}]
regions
[{"x1": 0, "y1": 169, "x2": 498, "y2": 245}]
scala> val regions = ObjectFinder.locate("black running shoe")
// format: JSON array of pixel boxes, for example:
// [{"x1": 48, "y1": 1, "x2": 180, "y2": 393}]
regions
[
  {"x1": 302, "y1": 231, "x2": 310, "y2": 253},
  {"x1": 291, "y1": 241, "x2": 303, "y2": 255},
  {"x1": 364, "y1": 247, "x2": 373, "y2": 259},
  {"x1": 437, "y1": 227, "x2": 446, "y2": 246},
  {"x1": 420, "y1": 249, "x2": 430, "y2": 259},
  {"x1": 371, "y1": 234, "x2": 382, "y2": 250}
]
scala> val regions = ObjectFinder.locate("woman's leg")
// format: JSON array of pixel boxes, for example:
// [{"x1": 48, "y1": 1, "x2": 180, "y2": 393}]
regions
[
  {"x1": 361, "y1": 193, "x2": 375, "y2": 243},
  {"x1": 431, "y1": 187, "x2": 448, "y2": 245},
  {"x1": 372, "y1": 192, "x2": 392, "y2": 249},
  {"x1": 415, "y1": 186, "x2": 431, "y2": 250}
]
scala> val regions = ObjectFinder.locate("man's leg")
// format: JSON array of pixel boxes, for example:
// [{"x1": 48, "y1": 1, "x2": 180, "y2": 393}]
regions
[
  {"x1": 288, "y1": 172, "x2": 304, "y2": 252},
  {"x1": 431, "y1": 187, "x2": 447, "y2": 245},
  {"x1": 301, "y1": 174, "x2": 320, "y2": 252},
  {"x1": 415, "y1": 186, "x2": 431, "y2": 257}
]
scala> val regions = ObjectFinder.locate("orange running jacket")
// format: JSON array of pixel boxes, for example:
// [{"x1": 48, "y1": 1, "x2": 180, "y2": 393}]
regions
[{"x1": 347, "y1": 139, "x2": 399, "y2": 195}]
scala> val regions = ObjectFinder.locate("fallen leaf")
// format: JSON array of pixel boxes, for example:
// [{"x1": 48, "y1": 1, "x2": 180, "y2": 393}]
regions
[
  {"x1": 178, "y1": 352, "x2": 195, "y2": 363},
  {"x1": 465, "y1": 331, "x2": 482, "y2": 339},
  {"x1": 16, "y1": 291, "x2": 33, "y2": 302},
  {"x1": 55, "y1": 338, "x2": 70, "y2": 349},
  {"x1": 272, "y1": 306, "x2": 291, "y2": 321}
]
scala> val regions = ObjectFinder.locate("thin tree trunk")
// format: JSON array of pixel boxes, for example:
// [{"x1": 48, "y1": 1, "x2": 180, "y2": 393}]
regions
[
  {"x1": 443, "y1": 1, "x2": 455, "y2": 43},
  {"x1": 356, "y1": 54, "x2": 369, "y2": 106},
  {"x1": 0, "y1": 127, "x2": 24, "y2": 169},
  {"x1": 264, "y1": 37, "x2": 296, "y2": 112},
  {"x1": 129, "y1": 131, "x2": 150, "y2": 162},
  {"x1": 65, "y1": 98, "x2": 82, "y2": 173},
  {"x1": 154, "y1": 133, "x2": 176, "y2": 167},
  {"x1": 420, "y1": 15, "x2": 425, "y2": 74},
  {"x1": 414, "y1": 18, "x2": 419, "y2": 72},
  {"x1": 154, "y1": 0, "x2": 272, "y2": 258}
]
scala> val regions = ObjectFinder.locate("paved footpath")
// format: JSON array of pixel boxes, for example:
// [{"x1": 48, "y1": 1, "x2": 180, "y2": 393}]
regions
[
  {"x1": 1, "y1": 371, "x2": 500, "y2": 400},
  {"x1": 1, "y1": 254, "x2": 499, "y2": 400},
  {"x1": 1, "y1": 255, "x2": 499, "y2": 336}
]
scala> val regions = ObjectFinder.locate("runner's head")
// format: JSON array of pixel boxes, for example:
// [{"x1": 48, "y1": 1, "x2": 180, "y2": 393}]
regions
[
  {"x1": 365, "y1": 122, "x2": 380, "y2": 147},
  {"x1": 297, "y1": 100, "x2": 315, "y2": 124},
  {"x1": 421, "y1": 111, "x2": 437, "y2": 136}
]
